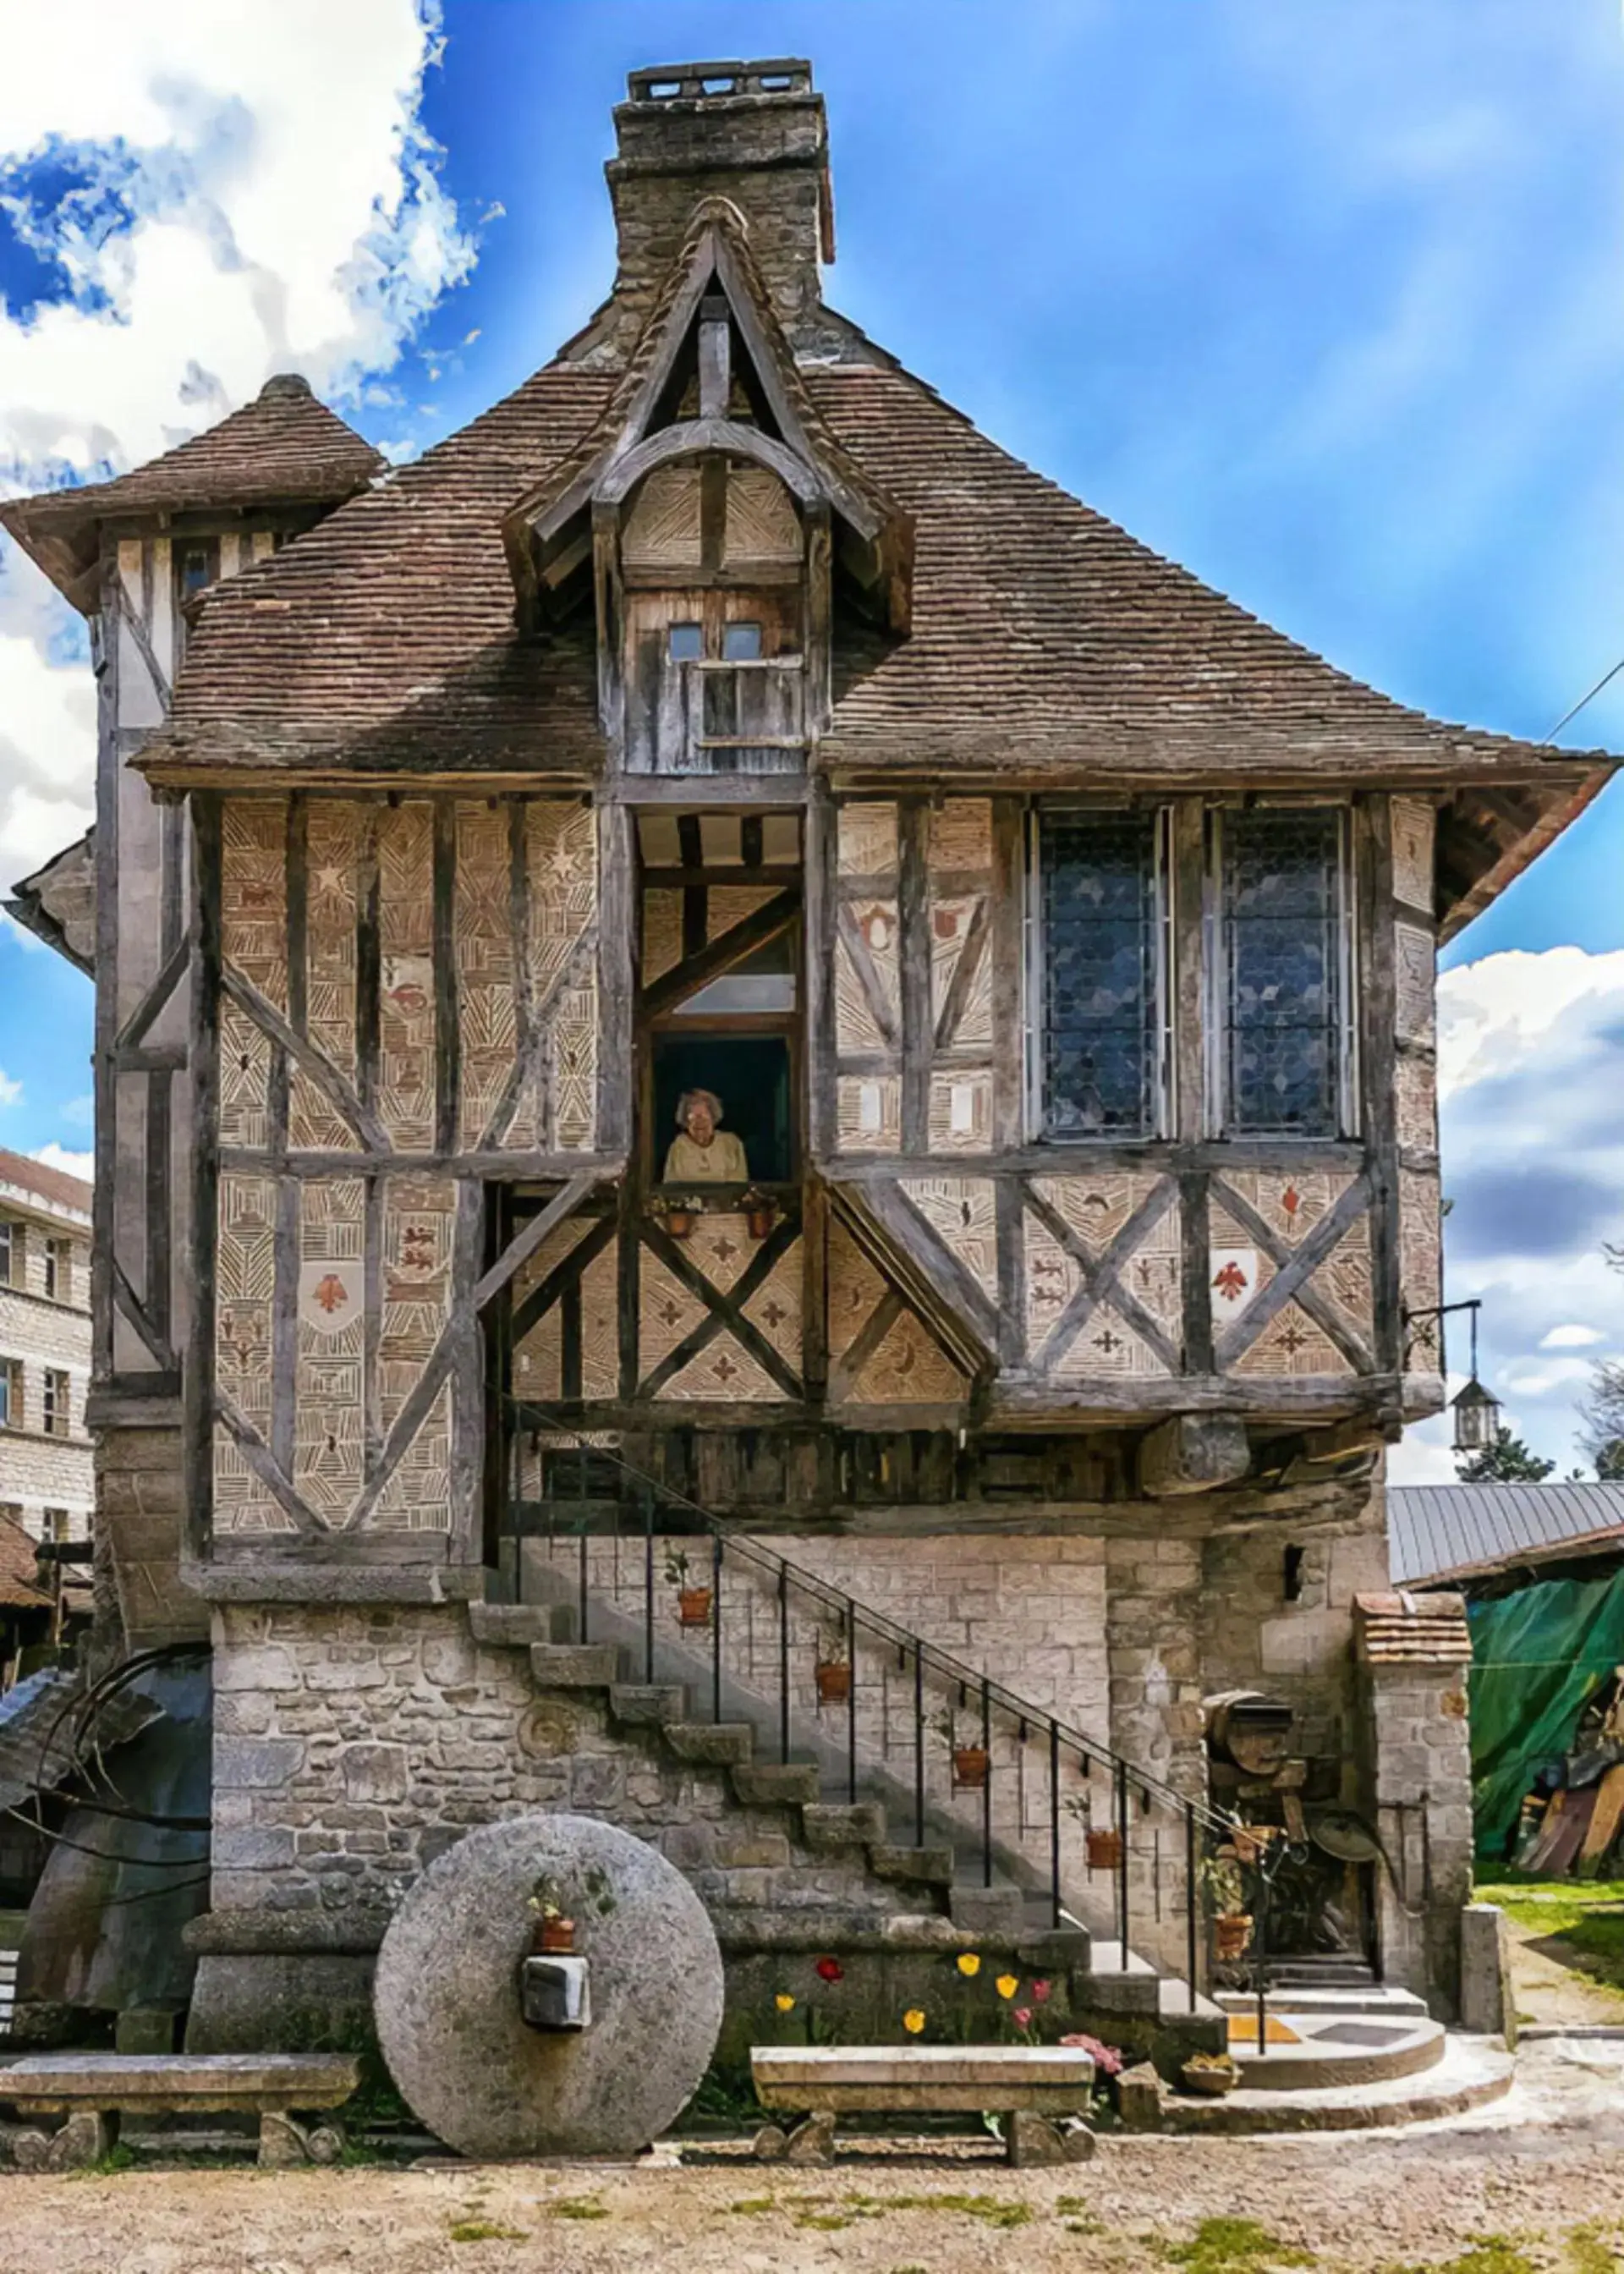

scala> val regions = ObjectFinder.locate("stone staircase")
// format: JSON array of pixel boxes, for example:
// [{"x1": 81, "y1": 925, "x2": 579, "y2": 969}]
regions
[{"x1": 466, "y1": 1536, "x2": 1229, "y2": 2033}]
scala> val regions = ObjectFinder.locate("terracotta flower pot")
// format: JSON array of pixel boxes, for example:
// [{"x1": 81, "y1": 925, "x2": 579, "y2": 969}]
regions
[
  {"x1": 664, "y1": 1210, "x2": 694, "y2": 1240},
  {"x1": 815, "y1": 1662, "x2": 852, "y2": 1706},
  {"x1": 678, "y1": 1585, "x2": 713, "y2": 1629},
  {"x1": 1213, "y1": 1913, "x2": 1253, "y2": 1962},
  {"x1": 746, "y1": 1207, "x2": 776, "y2": 1240},
  {"x1": 952, "y1": 1746, "x2": 990, "y2": 1791},
  {"x1": 1085, "y1": 1828, "x2": 1123, "y2": 1873},
  {"x1": 534, "y1": 1915, "x2": 576, "y2": 1956}
]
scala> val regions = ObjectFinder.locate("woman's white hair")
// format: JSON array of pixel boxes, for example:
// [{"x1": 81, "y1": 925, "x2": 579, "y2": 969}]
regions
[{"x1": 676, "y1": 1088, "x2": 725, "y2": 1128}]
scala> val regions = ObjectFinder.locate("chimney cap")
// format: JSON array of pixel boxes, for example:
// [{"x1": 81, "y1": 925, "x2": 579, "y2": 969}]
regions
[
  {"x1": 259, "y1": 372, "x2": 314, "y2": 401},
  {"x1": 624, "y1": 58, "x2": 814, "y2": 106}
]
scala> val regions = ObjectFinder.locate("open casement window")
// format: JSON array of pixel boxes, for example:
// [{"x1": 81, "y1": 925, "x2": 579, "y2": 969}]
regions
[
  {"x1": 0, "y1": 1219, "x2": 19, "y2": 1289},
  {"x1": 1032, "y1": 808, "x2": 1172, "y2": 1140},
  {"x1": 1213, "y1": 807, "x2": 1358, "y2": 1138},
  {"x1": 42, "y1": 1368, "x2": 69, "y2": 1439},
  {"x1": 0, "y1": 1359, "x2": 19, "y2": 1428}
]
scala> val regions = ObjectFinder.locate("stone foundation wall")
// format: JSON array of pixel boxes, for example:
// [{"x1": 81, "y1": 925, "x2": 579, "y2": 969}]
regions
[
  {"x1": 210, "y1": 1604, "x2": 916, "y2": 1925},
  {"x1": 96, "y1": 1422, "x2": 207, "y2": 1651}
]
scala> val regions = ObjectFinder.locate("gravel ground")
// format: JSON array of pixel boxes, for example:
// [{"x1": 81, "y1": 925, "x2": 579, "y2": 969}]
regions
[{"x1": 1, "y1": 2042, "x2": 1621, "y2": 2274}]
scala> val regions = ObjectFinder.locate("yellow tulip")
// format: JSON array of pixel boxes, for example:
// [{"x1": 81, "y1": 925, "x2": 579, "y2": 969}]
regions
[
  {"x1": 775, "y1": 1993, "x2": 795, "y2": 2013},
  {"x1": 903, "y1": 2008, "x2": 926, "y2": 2035},
  {"x1": 996, "y1": 1974, "x2": 1019, "y2": 2000},
  {"x1": 956, "y1": 1953, "x2": 981, "y2": 1978}
]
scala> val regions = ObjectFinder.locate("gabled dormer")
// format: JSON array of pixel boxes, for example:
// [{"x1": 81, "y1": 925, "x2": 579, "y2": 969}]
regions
[{"x1": 504, "y1": 199, "x2": 911, "y2": 777}]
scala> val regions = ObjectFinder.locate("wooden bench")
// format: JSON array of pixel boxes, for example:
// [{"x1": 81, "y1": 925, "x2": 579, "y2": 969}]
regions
[
  {"x1": 750, "y1": 2044, "x2": 1097, "y2": 2167},
  {"x1": 0, "y1": 2052, "x2": 360, "y2": 2171}
]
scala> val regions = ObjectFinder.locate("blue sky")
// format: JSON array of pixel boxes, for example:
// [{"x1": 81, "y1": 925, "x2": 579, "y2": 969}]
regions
[{"x1": 3, "y1": 1, "x2": 1623, "y2": 1469}]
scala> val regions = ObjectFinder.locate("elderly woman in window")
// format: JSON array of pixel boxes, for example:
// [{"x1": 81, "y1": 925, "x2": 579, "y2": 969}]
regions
[{"x1": 664, "y1": 1089, "x2": 749, "y2": 1184}]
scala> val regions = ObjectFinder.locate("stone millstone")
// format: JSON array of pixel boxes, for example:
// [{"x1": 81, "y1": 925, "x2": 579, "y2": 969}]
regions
[{"x1": 372, "y1": 1812, "x2": 724, "y2": 2159}]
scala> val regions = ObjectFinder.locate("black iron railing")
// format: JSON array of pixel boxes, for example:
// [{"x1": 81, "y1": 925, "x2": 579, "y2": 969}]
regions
[{"x1": 499, "y1": 1409, "x2": 1238, "y2": 2008}]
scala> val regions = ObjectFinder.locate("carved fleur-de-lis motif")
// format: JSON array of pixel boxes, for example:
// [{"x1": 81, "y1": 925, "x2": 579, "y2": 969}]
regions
[
  {"x1": 762, "y1": 1300, "x2": 787, "y2": 1329},
  {"x1": 1095, "y1": 1326, "x2": 1122, "y2": 1354},
  {"x1": 712, "y1": 1353, "x2": 738, "y2": 1383},
  {"x1": 1276, "y1": 1320, "x2": 1308, "y2": 1356}
]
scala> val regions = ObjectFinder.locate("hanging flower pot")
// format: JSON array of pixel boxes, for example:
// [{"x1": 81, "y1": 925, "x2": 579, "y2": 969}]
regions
[
  {"x1": 663, "y1": 1208, "x2": 695, "y2": 1240},
  {"x1": 742, "y1": 1190, "x2": 778, "y2": 1240},
  {"x1": 952, "y1": 1745, "x2": 990, "y2": 1791},
  {"x1": 815, "y1": 1662, "x2": 852, "y2": 1706},
  {"x1": 1085, "y1": 1828, "x2": 1123, "y2": 1873},
  {"x1": 533, "y1": 1914, "x2": 576, "y2": 1957},
  {"x1": 678, "y1": 1585, "x2": 714, "y2": 1629},
  {"x1": 1213, "y1": 1912, "x2": 1253, "y2": 1963}
]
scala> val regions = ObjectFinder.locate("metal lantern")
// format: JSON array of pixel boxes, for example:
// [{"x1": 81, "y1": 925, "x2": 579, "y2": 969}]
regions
[{"x1": 1451, "y1": 1374, "x2": 1501, "y2": 1454}]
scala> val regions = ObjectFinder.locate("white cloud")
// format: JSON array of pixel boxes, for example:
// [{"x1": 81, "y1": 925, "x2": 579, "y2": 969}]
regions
[
  {"x1": 1394, "y1": 944, "x2": 1624, "y2": 1479},
  {"x1": 0, "y1": 1067, "x2": 21, "y2": 1107},
  {"x1": 30, "y1": 1143, "x2": 92, "y2": 1182},
  {"x1": 0, "y1": 0, "x2": 475, "y2": 888},
  {"x1": 58, "y1": 1094, "x2": 94, "y2": 1129}
]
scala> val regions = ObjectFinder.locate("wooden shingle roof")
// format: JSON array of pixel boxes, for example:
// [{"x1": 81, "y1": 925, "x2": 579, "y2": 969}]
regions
[{"x1": 0, "y1": 376, "x2": 385, "y2": 614}]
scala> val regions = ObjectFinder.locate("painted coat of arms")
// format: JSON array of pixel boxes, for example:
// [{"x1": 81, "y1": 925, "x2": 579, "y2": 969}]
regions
[{"x1": 299, "y1": 1261, "x2": 361, "y2": 1335}]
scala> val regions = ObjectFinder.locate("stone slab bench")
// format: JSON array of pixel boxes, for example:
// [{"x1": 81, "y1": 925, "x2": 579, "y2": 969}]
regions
[
  {"x1": 750, "y1": 2043, "x2": 1097, "y2": 2167},
  {"x1": 0, "y1": 2052, "x2": 359, "y2": 2170}
]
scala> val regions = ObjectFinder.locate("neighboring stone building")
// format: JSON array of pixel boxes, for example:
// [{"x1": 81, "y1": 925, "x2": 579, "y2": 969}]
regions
[
  {"x1": 0, "y1": 1151, "x2": 93, "y2": 1546},
  {"x1": 2, "y1": 60, "x2": 1611, "y2": 2052}
]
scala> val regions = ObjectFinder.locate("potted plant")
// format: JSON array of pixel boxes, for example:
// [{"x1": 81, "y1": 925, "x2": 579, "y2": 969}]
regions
[
  {"x1": 742, "y1": 1187, "x2": 778, "y2": 1240},
  {"x1": 1200, "y1": 1853, "x2": 1253, "y2": 1962},
  {"x1": 815, "y1": 1629, "x2": 852, "y2": 1706},
  {"x1": 527, "y1": 1874, "x2": 576, "y2": 1956},
  {"x1": 658, "y1": 1192, "x2": 705, "y2": 1241},
  {"x1": 665, "y1": 1544, "x2": 713, "y2": 1629},
  {"x1": 1180, "y1": 2051, "x2": 1240, "y2": 2097},
  {"x1": 1063, "y1": 1790, "x2": 1122, "y2": 1870},
  {"x1": 933, "y1": 1710, "x2": 990, "y2": 1791}
]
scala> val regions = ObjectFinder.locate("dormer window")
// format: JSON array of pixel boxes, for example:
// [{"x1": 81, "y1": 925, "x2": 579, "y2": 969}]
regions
[{"x1": 177, "y1": 542, "x2": 216, "y2": 601}]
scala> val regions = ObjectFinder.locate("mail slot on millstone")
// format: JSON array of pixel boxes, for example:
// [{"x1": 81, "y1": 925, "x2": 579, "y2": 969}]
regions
[{"x1": 521, "y1": 1955, "x2": 591, "y2": 2031}]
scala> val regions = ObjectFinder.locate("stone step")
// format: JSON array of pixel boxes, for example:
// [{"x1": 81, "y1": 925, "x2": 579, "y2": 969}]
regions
[
  {"x1": 801, "y1": 1801, "x2": 888, "y2": 1852},
  {"x1": 870, "y1": 1843, "x2": 955, "y2": 1887},
  {"x1": 663, "y1": 1722, "x2": 757, "y2": 1767},
  {"x1": 469, "y1": 1603, "x2": 571, "y2": 1648},
  {"x1": 527, "y1": 1643, "x2": 622, "y2": 1689},
  {"x1": 608, "y1": 1684, "x2": 689, "y2": 1727},
  {"x1": 949, "y1": 1884, "x2": 1030, "y2": 1937},
  {"x1": 732, "y1": 1761, "x2": 821, "y2": 1807}
]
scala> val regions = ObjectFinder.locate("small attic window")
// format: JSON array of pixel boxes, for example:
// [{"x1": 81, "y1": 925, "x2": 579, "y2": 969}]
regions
[
  {"x1": 178, "y1": 543, "x2": 215, "y2": 601},
  {"x1": 722, "y1": 622, "x2": 763, "y2": 662},
  {"x1": 668, "y1": 623, "x2": 703, "y2": 662}
]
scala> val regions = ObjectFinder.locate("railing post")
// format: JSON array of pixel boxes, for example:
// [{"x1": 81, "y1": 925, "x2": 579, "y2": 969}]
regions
[
  {"x1": 1255, "y1": 1854, "x2": 1269, "y2": 2061},
  {"x1": 914, "y1": 1645, "x2": 925, "y2": 1848},
  {"x1": 778, "y1": 1565, "x2": 790, "y2": 1765},
  {"x1": 846, "y1": 1597, "x2": 857, "y2": 1805},
  {"x1": 1048, "y1": 1720, "x2": 1062, "y2": 1930},
  {"x1": 1185, "y1": 1800, "x2": 1199, "y2": 2008},
  {"x1": 578, "y1": 1520, "x2": 589, "y2": 1646},
  {"x1": 1116, "y1": 1759, "x2": 1130, "y2": 1959},
  {"x1": 643, "y1": 1489, "x2": 655, "y2": 1683},
  {"x1": 711, "y1": 1531, "x2": 722, "y2": 1723},
  {"x1": 980, "y1": 1677, "x2": 992, "y2": 1889}
]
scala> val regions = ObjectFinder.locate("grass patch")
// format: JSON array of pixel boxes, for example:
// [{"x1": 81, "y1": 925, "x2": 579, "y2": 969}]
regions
[
  {"x1": 1565, "y1": 2229, "x2": 1621, "y2": 2274},
  {"x1": 66, "y1": 2143, "x2": 138, "y2": 2180},
  {"x1": 887, "y1": 2192, "x2": 1033, "y2": 2229},
  {"x1": 447, "y1": 2221, "x2": 528, "y2": 2244},
  {"x1": 1390, "y1": 2238, "x2": 1539, "y2": 2274},
  {"x1": 1477, "y1": 1882, "x2": 1624, "y2": 1997},
  {"x1": 1165, "y1": 2218, "x2": 1317, "y2": 2274},
  {"x1": 546, "y1": 2196, "x2": 610, "y2": 2221},
  {"x1": 797, "y1": 2212, "x2": 856, "y2": 2232},
  {"x1": 727, "y1": 2196, "x2": 778, "y2": 2215}
]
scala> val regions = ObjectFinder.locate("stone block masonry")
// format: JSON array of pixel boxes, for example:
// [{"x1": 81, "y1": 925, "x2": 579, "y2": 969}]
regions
[{"x1": 209, "y1": 1605, "x2": 920, "y2": 1925}]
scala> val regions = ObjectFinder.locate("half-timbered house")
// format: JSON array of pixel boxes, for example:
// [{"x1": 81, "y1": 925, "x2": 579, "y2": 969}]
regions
[{"x1": 5, "y1": 59, "x2": 1610, "y2": 2046}]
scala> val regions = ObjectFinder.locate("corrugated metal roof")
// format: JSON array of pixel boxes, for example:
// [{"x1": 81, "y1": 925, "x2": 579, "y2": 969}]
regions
[{"x1": 1388, "y1": 1482, "x2": 1624, "y2": 1586}]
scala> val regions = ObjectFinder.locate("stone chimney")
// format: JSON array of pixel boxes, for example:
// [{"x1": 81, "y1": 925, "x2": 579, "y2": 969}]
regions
[{"x1": 607, "y1": 60, "x2": 834, "y2": 334}]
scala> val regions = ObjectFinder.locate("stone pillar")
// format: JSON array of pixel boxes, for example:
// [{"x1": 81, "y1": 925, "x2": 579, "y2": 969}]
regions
[
  {"x1": 1105, "y1": 1536, "x2": 1206, "y2": 1970},
  {"x1": 1354, "y1": 1590, "x2": 1473, "y2": 2015}
]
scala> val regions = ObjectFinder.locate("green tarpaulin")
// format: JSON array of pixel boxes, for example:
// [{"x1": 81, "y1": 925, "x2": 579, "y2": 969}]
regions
[{"x1": 1468, "y1": 1563, "x2": 1624, "y2": 1864}]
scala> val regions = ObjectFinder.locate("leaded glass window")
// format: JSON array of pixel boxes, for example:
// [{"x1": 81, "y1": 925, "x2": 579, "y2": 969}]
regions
[
  {"x1": 1218, "y1": 808, "x2": 1350, "y2": 1136},
  {"x1": 1038, "y1": 810, "x2": 1166, "y2": 1138}
]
